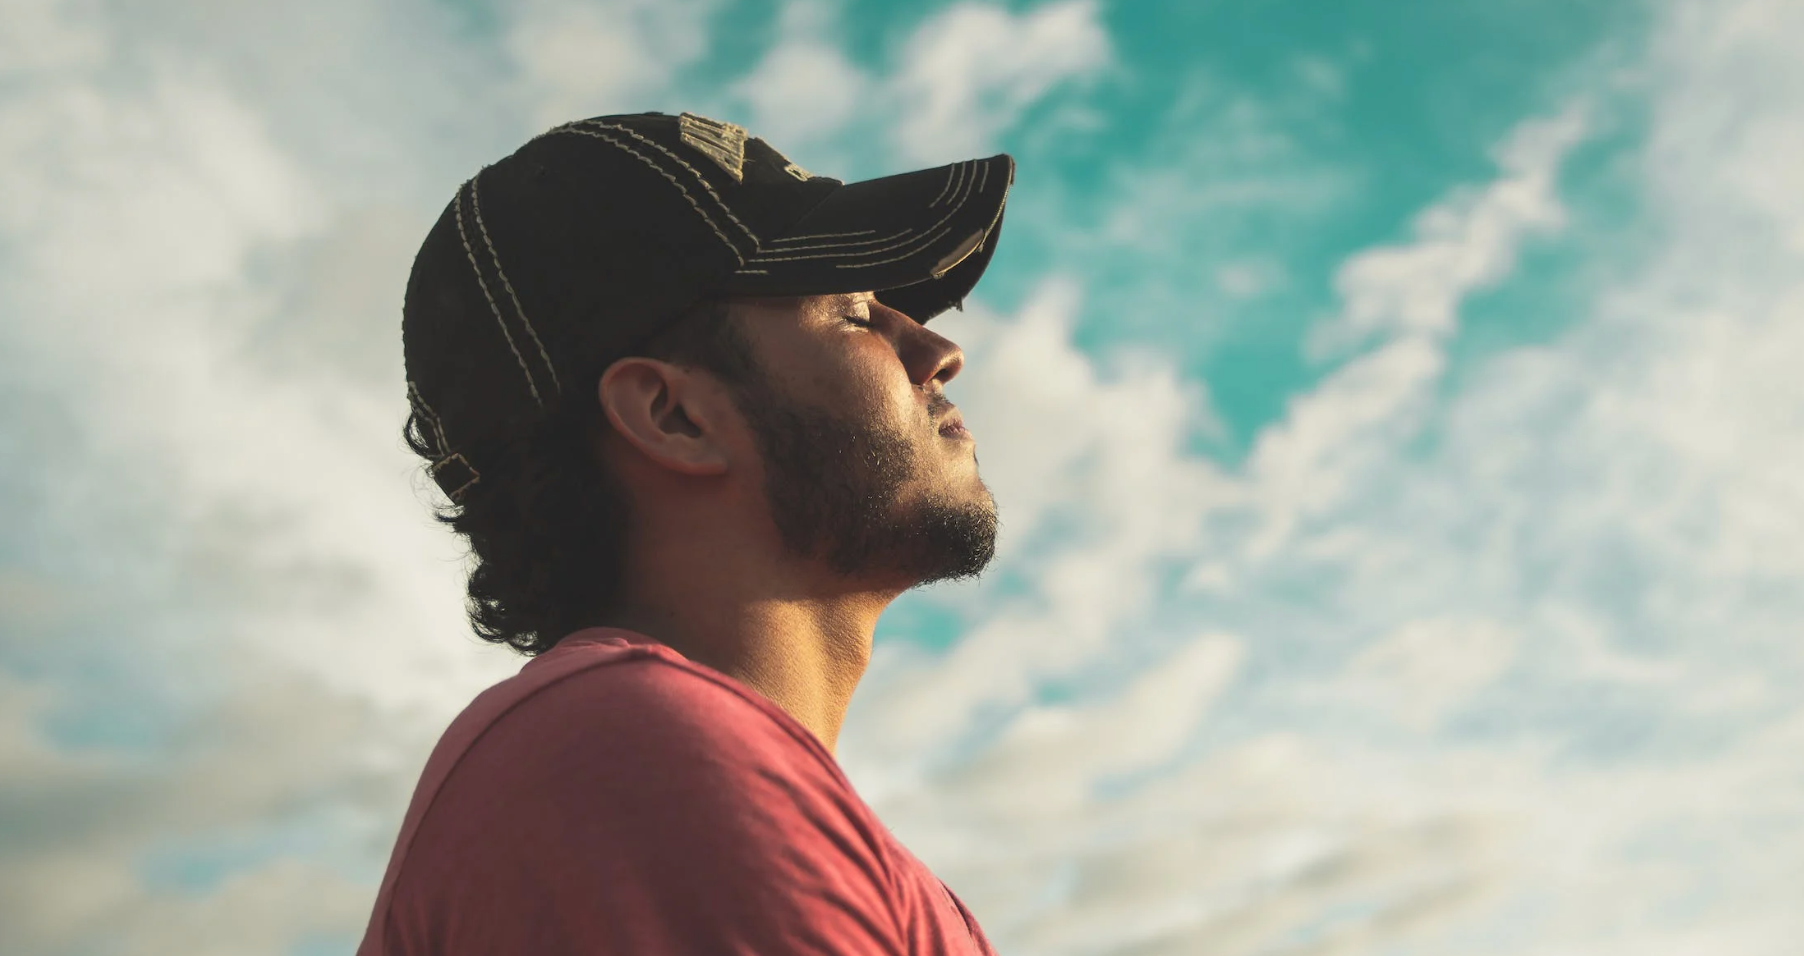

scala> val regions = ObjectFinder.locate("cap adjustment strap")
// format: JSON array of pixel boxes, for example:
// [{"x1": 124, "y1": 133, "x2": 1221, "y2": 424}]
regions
[
  {"x1": 429, "y1": 453, "x2": 481, "y2": 502},
  {"x1": 408, "y1": 381, "x2": 482, "y2": 501}
]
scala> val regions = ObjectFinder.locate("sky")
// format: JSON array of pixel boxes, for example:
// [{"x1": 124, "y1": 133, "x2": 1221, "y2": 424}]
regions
[{"x1": 2, "y1": 0, "x2": 1802, "y2": 953}]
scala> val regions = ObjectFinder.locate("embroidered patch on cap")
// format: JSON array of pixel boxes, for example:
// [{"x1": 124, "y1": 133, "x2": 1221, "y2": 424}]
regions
[{"x1": 678, "y1": 112, "x2": 748, "y2": 182}]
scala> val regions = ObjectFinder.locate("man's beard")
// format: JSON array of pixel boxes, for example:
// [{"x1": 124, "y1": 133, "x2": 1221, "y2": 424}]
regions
[{"x1": 734, "y1": 375, "x2": 998, "y2": 586}]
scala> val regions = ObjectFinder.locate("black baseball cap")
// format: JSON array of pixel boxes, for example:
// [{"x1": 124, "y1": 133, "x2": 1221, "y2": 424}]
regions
[{"x1": 403, "y1": 111, "x2": 1013, "y2": 501}]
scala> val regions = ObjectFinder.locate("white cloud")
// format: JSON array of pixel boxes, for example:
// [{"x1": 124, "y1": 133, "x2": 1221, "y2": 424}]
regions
[
  {"x1": 943, "y1": 633, "x2": 1243, "y2": 812},
  {"x1": 726, "y1": 0, "x2": 1115, "y2": 173},
  {"x1": 0, "y1": 0, "x2": 104, "y2": 76},
  {"x1": 7, "y1": 0, "x2": 1804, "y2": 953},
  {"x1": 844, "y1": 117, "x2": 1581, "y2": 943},
  {"x1": 1057, "y1": 77, "x2": 1352, "y2": 359},
  {"x1": 0, "y1": 57, "x2": 508, "y2": 706},
  {"x1": 848, "y1": 2, "x2": 1804, "y2": 953},
  {"x1": 1244, "y1": 105, "x2": 1587, "y2": 564},
  {"x1": 732, "y1": 0, "x2": 871, "y2": 145},
  {"x1": 0, "y1": 0, "x2": 785, "y2": 947},
  {"x1": 847, "y1": 280, "x2": 1232, "y2": 760},
  {"x1": 1214, "y1": 256, "x2": 1284, "y2": 299},
  {"x1": 736, "y1": 42, "x2": 868, "y2": 143},
  {"x1": 506, "y1": 0, "x2": 721, "y2": 128},
  {"x1": 889, "y1": 0, "x2": 1112, "y2": 163},
  {"x1": 1292, "y1": 54, "x2": 1347, "y2": 101},
  {"x1": 0, "y1": 3, "x2": 519, "y2": 951},
  {"x1": 0, "y1": 669, "x2": 417, "y2": 955},
  {"x1": 1310, "y1": 104, "x2": 1586, "y2": 354},
  {"x1": 1332, "y1": 617, "x2": 1519, "y2": 732}
]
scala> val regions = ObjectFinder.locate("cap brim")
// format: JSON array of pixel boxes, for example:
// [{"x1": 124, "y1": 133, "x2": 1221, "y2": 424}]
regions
[{"x1": 718, "y1": 154, "x2": 1013, "y2": 322}]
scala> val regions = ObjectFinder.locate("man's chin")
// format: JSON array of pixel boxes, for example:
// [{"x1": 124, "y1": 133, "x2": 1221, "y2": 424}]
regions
[{"x1": 896, "y1": 496, "x2": 999, "y2": 587}]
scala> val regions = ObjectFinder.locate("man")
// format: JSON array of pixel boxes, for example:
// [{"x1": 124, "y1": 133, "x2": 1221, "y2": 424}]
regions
[{"x1": 358, "y1": 111, "x2": 1011, "y2": 955}]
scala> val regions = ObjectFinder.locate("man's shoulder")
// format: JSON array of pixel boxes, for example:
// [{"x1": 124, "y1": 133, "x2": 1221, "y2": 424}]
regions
[
  {"x1": 397, "y1": 628, "x2": 886, "y2": 880},
  {"x1": 432, "y1": 629, "x2": 840, "y2": 796},
  {"x1": 373, "y1": 632, "x2": 924, "y2": 956}
]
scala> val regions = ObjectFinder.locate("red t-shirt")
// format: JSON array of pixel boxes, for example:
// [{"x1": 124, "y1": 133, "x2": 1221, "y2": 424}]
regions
[{"x1": 358, "y1": 627, "x2": 996, "y2": 956}]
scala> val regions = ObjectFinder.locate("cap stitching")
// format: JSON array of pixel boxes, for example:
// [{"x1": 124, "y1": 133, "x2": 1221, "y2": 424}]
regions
[
  {"x1": 407, "y1": 380, "x2": 451, "y2": 456},
  {"x1": 574, "y1": 120, "x2": 763, "y2": 250},
  {"x1": 747, "y1": 159, "x2": 991, "y2": 261},
  {"x1": 767, "y1": 227, "x2": 878, "y2": 244},
  {"x1": 455, "y1": 181, "x2": 545, "y2": 408},
  {"x1": 755, "y1": 223, "x2": 919, "y2": 254},
  {"x1": 742, "y1": 166, "x2": 977, "y2": 264},
  {"x1": 929, "y1": 162, "x2": 967, "y2": 208},
  {"x1": 550, "y1": 126, "x2": 745, "y2": 267},
  {"x1": 469, "y1": 174, "x2": 561, "y2": 396},
  {"x1": 834, "y1": 226, "x2": 954, "y2": 269},
  {"x1": 577, "y1": 121, "x2": 755, "y2": 235},
  {"x1": 938, "y1": 163, "x2": 968, "y2": 207}
]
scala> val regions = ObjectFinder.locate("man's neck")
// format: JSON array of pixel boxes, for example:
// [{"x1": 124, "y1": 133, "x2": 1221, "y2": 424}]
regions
[{"x1": 605, "y1": 567, "x2": 899, "y2": 755}]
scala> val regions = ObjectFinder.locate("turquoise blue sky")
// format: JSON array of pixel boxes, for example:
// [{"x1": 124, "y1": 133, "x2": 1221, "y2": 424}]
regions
[{"x1": 4, "y1": 0, "x2": 1803, "y2": 953}]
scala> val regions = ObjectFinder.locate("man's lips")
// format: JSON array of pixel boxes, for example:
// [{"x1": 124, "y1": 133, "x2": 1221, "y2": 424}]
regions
[{"x1": 937, "y1": 411, "x2": 971, "y2": 439}]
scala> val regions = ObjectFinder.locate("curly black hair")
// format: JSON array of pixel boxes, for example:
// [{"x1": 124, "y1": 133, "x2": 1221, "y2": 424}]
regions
[{"x1": 403, "y1": 299, "x2": 759, "y2": 655}]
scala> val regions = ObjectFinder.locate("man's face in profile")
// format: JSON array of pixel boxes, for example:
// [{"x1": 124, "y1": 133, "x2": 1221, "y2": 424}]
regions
[{"x1": 727, "y1": 292, "x2": 998, "y2": 589}]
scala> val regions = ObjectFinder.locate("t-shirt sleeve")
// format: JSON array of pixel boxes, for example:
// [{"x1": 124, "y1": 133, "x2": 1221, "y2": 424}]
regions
[{"x1": 381, "y1": 659, "x2": 909, "y2": 956}]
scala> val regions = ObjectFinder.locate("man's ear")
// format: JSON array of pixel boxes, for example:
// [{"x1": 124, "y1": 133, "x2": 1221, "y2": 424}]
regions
[{"x1": 597, "y1": 357, "x2": 731, "y2": 476}]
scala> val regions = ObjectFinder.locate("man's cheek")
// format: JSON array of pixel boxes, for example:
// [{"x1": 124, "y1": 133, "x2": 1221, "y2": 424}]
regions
[{"x1": 841, "y1": 365, "x2": 909, "y2": 428}]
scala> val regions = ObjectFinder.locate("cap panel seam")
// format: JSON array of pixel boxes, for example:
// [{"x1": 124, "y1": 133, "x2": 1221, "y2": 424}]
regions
[
  {"x1": 577, "y1": 121, "x2": 757, "y2": 243},
  {"x1": 570, "y1": 120, "x2": 764, "y2": 250},
  {"x1": 549, "y1": 126, "x2": 746, "y2": 267},
  {"x1": 470, "y1": 174, "x2": 561, "y2": 396},
  {"x1": 455, "y1": 181, "x2": 545, "y2": 408}
]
